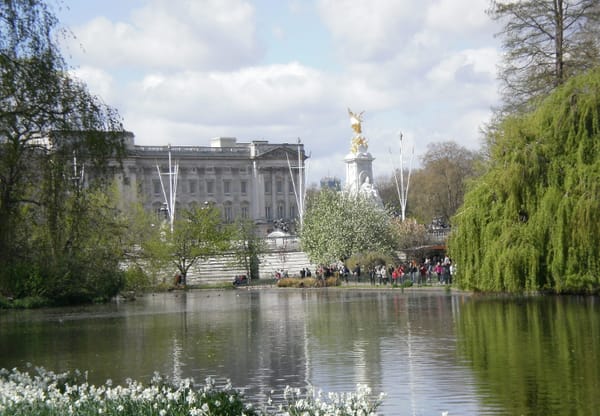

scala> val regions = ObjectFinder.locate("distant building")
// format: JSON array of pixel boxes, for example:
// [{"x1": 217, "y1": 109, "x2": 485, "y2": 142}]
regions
[
  {"x1": 114, "y1": 134, "x2": 308, "y2": 235},
  {"x1": 320, "y1": 176, "x2": 341, "y2": 191}
]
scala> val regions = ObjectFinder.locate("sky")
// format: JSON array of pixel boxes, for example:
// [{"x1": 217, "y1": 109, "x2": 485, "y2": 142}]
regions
[{"x1": 54, "y1": 0, "x2": 503, "y2": 186}]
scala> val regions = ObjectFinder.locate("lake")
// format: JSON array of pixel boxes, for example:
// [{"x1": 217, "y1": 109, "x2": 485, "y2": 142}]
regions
[{"x1": 1, "y1": 288, "x2": 598, "y2": 415}]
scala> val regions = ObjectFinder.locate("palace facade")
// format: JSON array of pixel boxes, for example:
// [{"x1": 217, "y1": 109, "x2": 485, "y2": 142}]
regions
[{"x1": 116, "y1": 133, "x2": 308, "y2": 234}]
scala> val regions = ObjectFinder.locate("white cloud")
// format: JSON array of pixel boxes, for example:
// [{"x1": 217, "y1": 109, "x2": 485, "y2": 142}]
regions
[
  {"x1": 70, "y1": 66, "x2": 115, "y2": 103},
  {"x1": 427, "y1": 48, "x2": 498, "y2": 85},
  {"x1": 126, "y1": 63, "x2": 334, "y2": 127},
  {"x1": 451, "y1": 109, "x2": 492, "y2": 148},
  {"x1": 68, "y1": 0, "x2": 261, "y2": 71},
  {"x1": 317, "y1": 0, "x2": 424, "y2": 62},
  {"x1": 425, "y1": 0, "x2": 491, "y2": 34},
  {"x1": 60, "y1": 0, "x2": 503, "y2": 186}
]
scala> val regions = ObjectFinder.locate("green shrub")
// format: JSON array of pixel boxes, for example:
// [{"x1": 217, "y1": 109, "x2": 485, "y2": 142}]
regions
[
  {"x1": 276, "y1": 276, "x2": 341, "y2": 288},
  {"x1": 123, "y1": 265, "x2": 151, "y2": 292},
  {"x1": 277, "y1": 277, "x2": 305, "y2": 287},
  {"x1": 325, "y1": 276, "x2": 341, "y2": 287},
  {"x1": 347, "y1": 251, "x2": 396, "y2": 274},
  {"x1": 0, "y1": 296, "x2": 12, "y2": 309},
  {"x1": 10, "y1": 296, "x2": 51, "y2": 309}
]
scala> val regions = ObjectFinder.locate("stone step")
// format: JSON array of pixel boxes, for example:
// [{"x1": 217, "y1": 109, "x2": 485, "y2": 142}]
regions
[{"x1": 186, "y1": 251, "x2": 317, "y2": 284}]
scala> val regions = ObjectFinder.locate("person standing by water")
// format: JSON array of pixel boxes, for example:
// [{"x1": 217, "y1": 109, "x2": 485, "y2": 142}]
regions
[
  {"x1": 434, "y1": 262, "x2": 443, "y2": 284},
  {"x1": 342, "y1": 265, "x2": 350, "y2": 284},
  {"x1": 353, "y1": 265, "x2": 361, "y2": 282},
  {"x1": 442, "y1": 256, "x2": 451, "y2": 284}
]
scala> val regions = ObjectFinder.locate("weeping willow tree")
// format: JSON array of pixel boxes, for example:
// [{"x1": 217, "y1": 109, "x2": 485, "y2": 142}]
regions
[
  {"x1": 449, "y1": 68, "x2": 600, "y2": 294},
  {"x1": 1, "y1": 0, "x2": 126, "y2": 303}
]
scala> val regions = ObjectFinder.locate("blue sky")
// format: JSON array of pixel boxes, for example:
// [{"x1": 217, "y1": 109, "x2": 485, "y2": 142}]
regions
[{"x1": 55, "y1": 0, "x2": 502, "y2": 186}]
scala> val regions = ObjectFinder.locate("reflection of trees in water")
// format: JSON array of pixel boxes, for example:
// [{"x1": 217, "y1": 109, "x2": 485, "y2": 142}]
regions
[
  {"x1": 456, "y1": 296, "x2": 600, "y2": 415},
  {"x1": 8, "y1": 291, "x2": 594, "y2": 413}
]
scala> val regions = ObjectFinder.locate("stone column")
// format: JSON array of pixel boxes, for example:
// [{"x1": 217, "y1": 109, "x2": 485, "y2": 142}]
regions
[
  {"x1": 252, "y1": 160, "x2": 264, "y2": 221},
  {"x1": 284, "y1": 175, "x2": 290, "y2": 220},
  {"x1": 270, "y1": 171, "x2": 277, "y2": 219}
]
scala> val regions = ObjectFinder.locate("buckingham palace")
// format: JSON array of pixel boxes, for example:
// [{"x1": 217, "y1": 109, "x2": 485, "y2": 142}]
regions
[{"x1": 115, "y1": 133, "x2": 308, "y2": 234}]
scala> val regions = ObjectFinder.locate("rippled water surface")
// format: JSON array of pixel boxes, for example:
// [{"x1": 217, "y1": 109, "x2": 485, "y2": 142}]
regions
[{"x1": 1, "y1": 289, "x2": 598, "y2": 415}]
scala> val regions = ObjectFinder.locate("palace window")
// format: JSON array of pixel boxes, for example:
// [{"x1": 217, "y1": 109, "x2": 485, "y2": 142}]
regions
[
  {"x1": 153, "y1": 180, "x2": 161, "y2": 195},
  {"x1": 223, "y1": 202, "x2": 233, "y2": 223},
  {"x1": 189, "y1": 180, "x2": 197, "y2": 194},
  {"x1": 241, "y1": 204, "x2": 249, "y2": 219}
]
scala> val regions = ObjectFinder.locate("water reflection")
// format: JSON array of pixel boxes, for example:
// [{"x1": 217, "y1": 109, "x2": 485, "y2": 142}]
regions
[
  {"x1": 1, "y1": 290, "x2": 598, "y2": 415},
  {"x1": 455, "y1": 295, "x2": 600, "y2": 415}
]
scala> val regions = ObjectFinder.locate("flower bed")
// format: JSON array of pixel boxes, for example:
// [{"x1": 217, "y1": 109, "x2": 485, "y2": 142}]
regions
[{"x1": 0, "y1": 366, "x2": 384, "y2": 415}]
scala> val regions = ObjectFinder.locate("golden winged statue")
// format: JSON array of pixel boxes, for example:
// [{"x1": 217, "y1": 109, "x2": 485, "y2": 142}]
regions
[
  {"x1": 348, "y1": 108, "x2": 368, "y2": 154},
  {"x1": 348, "y1": 108, "x2": 364, "y2": 134}
]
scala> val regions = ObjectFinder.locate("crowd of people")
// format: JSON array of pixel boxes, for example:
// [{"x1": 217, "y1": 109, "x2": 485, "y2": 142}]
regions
[
  {"x1": 291, "y1": 255, "x2": 454, "y2": 286},
  {"x1": 370, "y1": 256, "x2": 454, "y2": 285}
]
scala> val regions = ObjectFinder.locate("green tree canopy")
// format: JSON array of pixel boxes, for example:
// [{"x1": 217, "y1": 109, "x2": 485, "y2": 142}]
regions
[
  {"x1": 144, "y1": 206, "x2": 232, "y2": 285},
  {"x1": 449, "y1": 68, "x2": 600, "y2": 294},
  {"x1": 300, "y1": 189, "x2": 395, "y2": 265}
]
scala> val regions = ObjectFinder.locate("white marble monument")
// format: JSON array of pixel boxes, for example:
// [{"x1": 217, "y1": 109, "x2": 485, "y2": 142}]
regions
[{"x1": 344, "y1": 109, "x2": 383, "y2": 207}]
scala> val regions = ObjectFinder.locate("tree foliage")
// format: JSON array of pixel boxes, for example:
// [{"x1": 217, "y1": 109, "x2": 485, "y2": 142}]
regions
[
  {"x1": 374, "y1": 174, "x2": 402, "y2": 215},
  {"x1": 390, "y1": 217, "x2": 429, "y2": 250},
  {"x1": 0, "y1": 0, "x2": 126, "y2": 302},
  {"x1": 144, "y1": 206, "x2": 232, "y2": 285},
  {"x1": 402, "y1": 142, "x2": 482, "y2": 224},
  {"x1": 449, "y1": 68, "x2": 600, "y2": 294},
  {"x1": 230, "y1": 218, "x2": 266, "y2": 281},
  {"x1": 489, "y1": 0, "x2": 600, "y2": 113},
  {"x1": 300, "y1": 189, "x2": 396, "y2": 265}
]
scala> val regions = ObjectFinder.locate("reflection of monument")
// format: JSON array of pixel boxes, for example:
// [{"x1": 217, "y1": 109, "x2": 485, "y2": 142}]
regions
[{"x1": 344, "y1": 109, "x2": 383, "y2": 207}]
